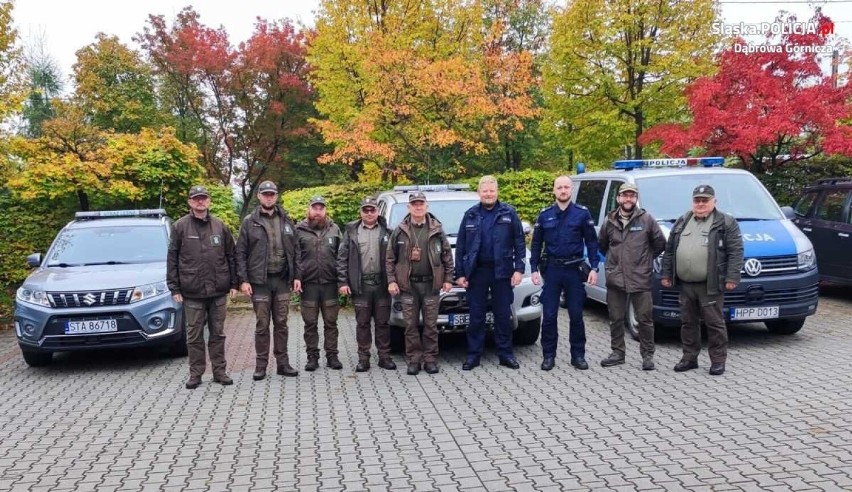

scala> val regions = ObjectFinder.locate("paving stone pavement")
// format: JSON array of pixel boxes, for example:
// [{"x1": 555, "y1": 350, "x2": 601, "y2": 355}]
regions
[{"x1": 2, "y1": 286, "x2": 852, "y2": 491}]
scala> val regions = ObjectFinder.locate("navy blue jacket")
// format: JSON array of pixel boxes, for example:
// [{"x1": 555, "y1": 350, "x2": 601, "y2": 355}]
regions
[
  {"x1": 454, "y1": 201, "x2": 526, "y2": 280},
  {"x1": 530, "y1": 202, "x2": 600, "y2": 272}
]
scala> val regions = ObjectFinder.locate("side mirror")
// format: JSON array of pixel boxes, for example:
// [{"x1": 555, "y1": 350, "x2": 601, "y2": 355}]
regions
[
  {"x1": 522, "y1": 221, "x2": 532, "y2": 235},
  {"x1": 26, "y1": 253, "x2": 42, "y2": 268},
  {"x1": 780, "y1": 206, "x2": 795, "y2": 220}
]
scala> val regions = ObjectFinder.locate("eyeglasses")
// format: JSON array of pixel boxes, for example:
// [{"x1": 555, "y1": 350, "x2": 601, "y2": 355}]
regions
[
  {"x1": 361, "y1": 208, "x2": 377, "y2": 213},
  {"x1": 693, "y1": 197, "x2": 711, "y2": 203},
  {"x1": 190, "y1": 196, "x2": 209, "y2": 201}
]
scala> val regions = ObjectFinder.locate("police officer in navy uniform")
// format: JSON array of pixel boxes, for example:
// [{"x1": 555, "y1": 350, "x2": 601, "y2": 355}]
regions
[
  {"x1": 455, "y1": 175, "x2": 526, "y2": 370},
  {"x1": 530, "y1": 175, "x2": 600, "y2": 371}
]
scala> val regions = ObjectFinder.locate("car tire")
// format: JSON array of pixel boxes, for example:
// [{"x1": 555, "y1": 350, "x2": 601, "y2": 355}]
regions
[
  {"x1": 626, "y1": 301, "x2": 640, "y2": 341},
  {"x1": 513, "y1": 318, "x2": 541, "y2": 345},
  {"x1": 390, "y1": 327, "x2": 405, "y2": 353},
  {"x1": 22, "y1": 350, "x2": 53, "y2": 367},
  {"x1": 765, "y1": 318, "x2": 805, "y2": 335}
]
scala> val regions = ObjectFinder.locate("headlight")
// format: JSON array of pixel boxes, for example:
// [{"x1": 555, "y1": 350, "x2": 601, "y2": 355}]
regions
[
  {"x1": 797, "y1": 249, "x2": 816, "y2": 271},
  {"x1": 16, "y1": 287, "x2": 51, "y2": 307},
  {"x1": 131, "y1": 281, "x2": 170, "y2": 303}
]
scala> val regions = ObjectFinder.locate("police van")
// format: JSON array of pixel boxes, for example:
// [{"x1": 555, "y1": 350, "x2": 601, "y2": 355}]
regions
[{"x1": 571, "y1": 157, "x2": 819, "y2": 338}]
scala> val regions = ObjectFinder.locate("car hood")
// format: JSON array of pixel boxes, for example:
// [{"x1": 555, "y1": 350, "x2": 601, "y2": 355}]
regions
[
  {"x1": 24, "y1": 262, "x2": 167, "y2": 291},
  {"x1": 658, "y1": 219, "x2": 804, "y2": 256}
]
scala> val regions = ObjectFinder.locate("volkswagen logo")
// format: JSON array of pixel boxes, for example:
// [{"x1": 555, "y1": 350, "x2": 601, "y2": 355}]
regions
[
  {"x1": 82, "y1": 293, "x2": 98, "y2": 306},
  {"x1": 744, "y1": 258, "x2": 762, "y2": 277}
]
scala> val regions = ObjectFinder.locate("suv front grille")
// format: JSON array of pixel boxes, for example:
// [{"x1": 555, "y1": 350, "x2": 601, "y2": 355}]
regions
[
  {"x1": 660, "y1": 283, "x2": 819, "y2": 307},
  {"x1": 49, "y1": 290, "x2": 134, "y2": 308}
]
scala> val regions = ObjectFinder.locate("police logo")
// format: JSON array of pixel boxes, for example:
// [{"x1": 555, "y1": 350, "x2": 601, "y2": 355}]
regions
[
  {"x1": 328, "y1": 237, "x2": 335, "y2": 245},
  {"x1": 629, "y1": 226, "x2": 644, "y2": 231},
  {"x1": 211, "y1": 235, "x2": 222, "y2": 246},
  {"x1": 284, "y1": 225, "x2": 292, "y2": 234}
]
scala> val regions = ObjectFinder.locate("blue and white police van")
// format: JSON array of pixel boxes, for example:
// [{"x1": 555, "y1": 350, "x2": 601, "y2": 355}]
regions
[{"x1": 571, "y1": 157, "x2": 819, "y2": 338}]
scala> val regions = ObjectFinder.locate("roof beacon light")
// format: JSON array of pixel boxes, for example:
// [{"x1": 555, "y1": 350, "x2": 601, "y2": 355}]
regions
[
  {"x1": 75, "y1": 209, "x2": 168, "y2": 220},
  {"x1": 612, "y1": 157, "x2": 725, "y2": 170},
  {"x1": 392, "y1": 184, "x2": 470, "y2": 192}
]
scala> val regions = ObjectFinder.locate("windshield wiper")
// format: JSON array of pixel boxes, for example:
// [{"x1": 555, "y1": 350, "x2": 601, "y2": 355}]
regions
[
  {"x1": 79, "y1": 261, "x2": 128, "y2": 266},
  {"x1": 47, "y1": 262, "x2": 81, "y2": 267}
]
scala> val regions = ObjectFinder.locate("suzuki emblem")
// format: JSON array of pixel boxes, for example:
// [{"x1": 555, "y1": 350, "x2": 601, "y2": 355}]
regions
[
  {"x1": 82, "y1": 293, "x2": 98, "y2": 306},
  {"x1": 744, "y1": 258, "x2": 762, "y2": 277}
]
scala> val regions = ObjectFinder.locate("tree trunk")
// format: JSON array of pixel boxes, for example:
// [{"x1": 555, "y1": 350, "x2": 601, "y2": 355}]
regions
[
  {"x1": 634, "y1": 110, "x2": 645, "y2": 160},
  {"x1": 77, "y1": 189, "x2": 90, "y2": 211}
]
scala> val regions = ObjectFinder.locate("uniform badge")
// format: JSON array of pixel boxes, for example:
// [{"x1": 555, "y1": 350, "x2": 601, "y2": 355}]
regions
[
  {"x1": 284, "y1": 225, "x2": 292, "y2": 234},
  {"x1": 211, "y1": 235, "x2": 222, "y2": 246}
]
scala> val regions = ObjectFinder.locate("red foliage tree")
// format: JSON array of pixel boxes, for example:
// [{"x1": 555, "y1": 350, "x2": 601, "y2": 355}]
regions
[
  {"x1": 641, "y1": 13, "x2": 852, "y2": 173},
  {"x1": 137, "y1": 7, "x2": 318, "y2": 217}
]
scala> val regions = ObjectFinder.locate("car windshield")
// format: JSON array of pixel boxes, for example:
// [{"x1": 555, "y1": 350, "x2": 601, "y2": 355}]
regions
[
  {"x1": 636, "y1": 174, "x2": 784, "y2": 221},
  {"x1": 390, "y1": 200, "x2": 480, "y2": 235},
  {"x1": 46, "y1": 225, "x2": 168, "y2": 266}
]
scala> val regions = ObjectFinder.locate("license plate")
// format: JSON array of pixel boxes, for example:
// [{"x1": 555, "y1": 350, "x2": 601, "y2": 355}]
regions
[
  {"x1": 65, "y1": 319, "x2": 119, "y2": 334},
  {"x1": 449, "y1": 312, "x2": 494, "y2": 326},
  {"x1": 730, "y1": 306, "x2": 779, "y2": 321}
]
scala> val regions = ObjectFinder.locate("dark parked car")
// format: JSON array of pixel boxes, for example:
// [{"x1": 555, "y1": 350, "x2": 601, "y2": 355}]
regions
[{"x1": 792, "y1": 177, "x2": 852, "y2": 285}]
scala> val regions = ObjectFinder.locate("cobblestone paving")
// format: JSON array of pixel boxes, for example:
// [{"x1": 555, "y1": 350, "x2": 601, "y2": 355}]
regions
[{"x1": 1, "y1": 287, "x2": 851, "y2": 491}]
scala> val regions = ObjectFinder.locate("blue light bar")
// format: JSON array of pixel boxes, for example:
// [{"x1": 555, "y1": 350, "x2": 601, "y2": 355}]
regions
[
  {"x1": 613, "y1": 157, "x2": 725, "y2": 170},
  {"x1": 75, "y1": 209, "x2": 168, "y2": 220},
  {"x1": 393, "y1": 184, "x2": 470, "y2": 192}
]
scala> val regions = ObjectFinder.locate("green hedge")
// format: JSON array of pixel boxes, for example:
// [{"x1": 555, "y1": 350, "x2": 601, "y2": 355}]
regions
[{"x1": 754, "y1": 157, "x2": 852, "y2": 206}]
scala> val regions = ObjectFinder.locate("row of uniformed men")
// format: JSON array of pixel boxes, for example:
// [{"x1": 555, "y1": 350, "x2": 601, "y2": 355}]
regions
[{"x1": 166, "y1": 176, "x2": 743, "y2": 389}]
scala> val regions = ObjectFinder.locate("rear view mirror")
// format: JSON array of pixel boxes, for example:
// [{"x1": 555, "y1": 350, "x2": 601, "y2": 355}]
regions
[
  {"x1": 522, "y1": 221, "x2": 532, "y2": 235},
  {"x1": 26, "y1": 253, "x2": 42, "y2": 268},
  {"x1": 780, "y1": 206, "x2": 795, "y2": 220}
]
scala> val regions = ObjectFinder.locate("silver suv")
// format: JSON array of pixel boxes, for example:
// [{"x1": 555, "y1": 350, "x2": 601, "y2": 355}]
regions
[
  {"x1": 14, "y1": 209, "x2": 186, "y2": 366},
  {"x1": 376, "y1": 185, "x2": 542, "y2": 351}
]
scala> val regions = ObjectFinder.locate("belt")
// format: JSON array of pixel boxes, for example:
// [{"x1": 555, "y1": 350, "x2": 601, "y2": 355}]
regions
[
  {"x1": 551, "y1": 257, "x2": 583, "y2": 266},
  {"x1": 362, "y1": 273, "x2": 381, "y2": 281},
  {"x1": 477, "y1": 261, "x2": 495, "y2": 268},
  {"x1": 409, "y1": 275, "x2": 433, "y2": 283}
]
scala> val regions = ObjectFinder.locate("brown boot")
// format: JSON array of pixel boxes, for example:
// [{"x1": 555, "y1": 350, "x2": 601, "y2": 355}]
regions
[
  {"x1": 305, "y1": 356, "x2": 319, "y2": 372},
  {"x1": 327, "y1": 354, "x2": 343, "y2": 370},
  {"x1": 277, "y1": 363, "x2": 298, "y2": 377}
]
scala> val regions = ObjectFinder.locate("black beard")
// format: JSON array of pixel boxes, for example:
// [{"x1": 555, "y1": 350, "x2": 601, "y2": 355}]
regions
[
  {"x1": 261, "y1": 204, "x2": 276, "y2": 212},
  {"x1": 308, "y1": 216, "x2": 327, "y2": 229},
  {"x1": 619, "y1": 203, "x2": 635, "y2": 214}
]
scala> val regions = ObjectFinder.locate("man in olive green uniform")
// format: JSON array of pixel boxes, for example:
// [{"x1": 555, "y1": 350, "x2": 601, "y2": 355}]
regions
[
  {"x1": 236, "y1": 181, "x2": 299, "y2": 381},
  {"x1": 598, "y1": 183, "x2": 666, "y2": 370},
  {"x1": 167, "y1": 185, "x2": 238, "y2": 389},
  {"x1": 294, "y1": 196, "x2": 343, "y2": 371},
  {"x1": 386, "y1": 192, "x2": 454, "y2": 376},
  {"x1": 661, "y1": 184, "x2": 744, "y2": 376},
  {"x1": 337, "y1": 197, "x2": 397, "y2": 372}
]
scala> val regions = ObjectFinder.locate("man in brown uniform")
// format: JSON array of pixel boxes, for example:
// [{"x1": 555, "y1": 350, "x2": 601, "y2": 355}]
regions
[
  {"x1": 661, "y1": 184, "x2": 744, "y2": 376},
  {"x1": 236, "y1": 180, "x2": 299, "y2": 381},
  {"x1": 337, "y1": 197, "x2": 397, "y2": 372},
  {"x1": 294, "y1": 196, "x2": 343, "y2": 371},
  {"x1": 167, "y1": 185, "x2": 238, "y2": 389},
  {"x1": 598, "y1": 183, "x2": 666, "y2": 370},
  {"x1": 386, "y1": 192, "x2": 454, "y2": 376}
]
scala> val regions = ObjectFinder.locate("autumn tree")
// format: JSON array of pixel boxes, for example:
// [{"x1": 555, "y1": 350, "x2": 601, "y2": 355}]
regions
[
  {"x1": 138, "y1": 8, "x2": 323, "y2": 217},
  {"x1": 543, "y1": 0, "x2": 718, "y2": 166},
  {"x1": 641, "y1": 13, "x2": 852, "y2": 173},
  {"x1": 7, "y1": 101, "x2": 203, "y2": 212},
  {"x1": 0, "y1": 0, "x2": 24, "y2": 123},
  {"x1": 73, "y1": 34, "x2": 164, "y2": 133},
  {"x1": 309, "y1": 0, "x2": 538, "y2": 182},
  {"x1": 19, "y1": 34, "x2": 63, "y2": 138}
]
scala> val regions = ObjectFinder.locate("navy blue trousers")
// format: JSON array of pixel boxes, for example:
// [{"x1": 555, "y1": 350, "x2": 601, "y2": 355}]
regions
[
  {"x1": 465, "y1": 265, "x2": 514, "y2": 361},
  {"x1": 540, "y1": 264, "x2": 587, "y2": 359}
]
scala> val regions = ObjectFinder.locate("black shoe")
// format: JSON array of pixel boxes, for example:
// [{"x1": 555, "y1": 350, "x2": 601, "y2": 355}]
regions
[
  {"x1": 407, "y1": 363, "x2": 420, "y2": 375},
  {"x1": 213, "y1": 374, "x2": 233, "y2": 386},
  {"x1": 305, "y1": 357, "x2": 319, "y2": 372},
  {"x1": 253, "y1": 368, "x2": 267, "y2": 381},
  {"x1": 570, "y1": 358, "x2": 589, "y2": 370},
  {"x1": 499, "y1": 358, "x2": 520, "y2": 369},
  {"x1": 642, "y1": 357, "x2": 655, "y2": 371},
  {"x1": 355, "y1": 361, "x2": 370, "y2": 372},
  {"x1": 462, "y1": 359, "x2": 480, "y2": 371},
  {"x1": 327, "y1": 355, "x2": 343, "y2": 370},
  {"x1": 185, "y1": 376, "x2": 201, "y2": 389},
  {"x1": 600, "y1": 353, "x2": 625, "y2": 367},
  {"x1": 709, "y1": 362, "x2": 726, "y2": 376},
  {"x1": 378, "y1": 358, "x2": 397, "y2": 370},
  {"x1": 277, "y1": 364, "x2": 298, "y2": 377},
  {"x1": 423, "y1": 362, "x2": 439, "y2": 374},
  {"x1": 674, "y1": 359, "x2": 699, "y2": 372},
  {"x1": 541, "y1": 357, "x2": 555, "y2": 371}
]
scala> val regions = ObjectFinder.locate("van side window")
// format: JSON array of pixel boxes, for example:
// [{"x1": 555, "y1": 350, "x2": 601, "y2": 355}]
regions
[
  {"x1": 793, "y1": 191, "x2": 819, "y2": 217},
  {"x1": 576, "y1": 180, "x2": 607, "y2": 226},
  {"x1": 814, "y1": 190, "x2": 848, "y2": 223},
  {"x1": 605, "y1": 181, "x2": 624, "y2": 215}
]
